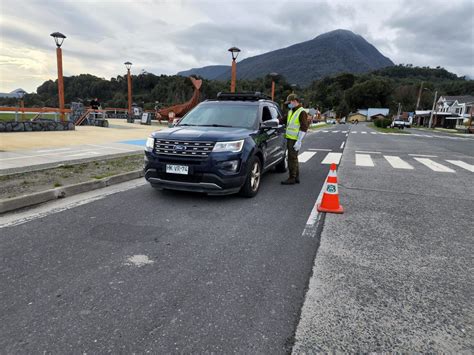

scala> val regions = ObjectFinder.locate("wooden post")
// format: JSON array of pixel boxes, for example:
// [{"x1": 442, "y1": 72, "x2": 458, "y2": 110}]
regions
[
  {"x1": 56, "y1": 47, "x2": 65, "y2": 121},
  {"x1": 271, "y1": 80, "x2": 275, "y2": 101},
  {"x1": 230, "y1": 59, "x2": 236, "y2": 93},
  {"x1": 127, "y1": 69, "x2": 132, "y2": 116}
]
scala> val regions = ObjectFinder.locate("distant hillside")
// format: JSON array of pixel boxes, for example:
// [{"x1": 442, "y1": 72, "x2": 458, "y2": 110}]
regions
[
  {"x1": 178, "y1": 65, "x2": 229, "y2": 80},
  {"x1": 0, "y1": 88, "x2": 27, "y2": 98},
  {"x1": 178, "y1": 29, "x2": 394, "y2": 86}
]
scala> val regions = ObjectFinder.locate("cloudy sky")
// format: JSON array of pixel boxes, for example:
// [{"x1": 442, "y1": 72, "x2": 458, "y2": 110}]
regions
[{"x1": 0, "y1": 0, "x2": 473, "y2": 92}]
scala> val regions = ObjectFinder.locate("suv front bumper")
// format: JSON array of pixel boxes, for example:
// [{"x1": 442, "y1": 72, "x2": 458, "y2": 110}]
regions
[{"x1": 144, "y1": 153, "x2": 246, "y2": 195}]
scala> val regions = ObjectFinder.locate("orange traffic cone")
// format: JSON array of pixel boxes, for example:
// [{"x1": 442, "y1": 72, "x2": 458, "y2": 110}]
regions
[{"x1": 317, "y1": 163, "x2": 344, "y2": 214}]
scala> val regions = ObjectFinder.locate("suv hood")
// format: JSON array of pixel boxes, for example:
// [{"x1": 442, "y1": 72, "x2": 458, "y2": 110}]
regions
[{"x1": 152, "y1": 126, "x2": 254, "y2": 141}]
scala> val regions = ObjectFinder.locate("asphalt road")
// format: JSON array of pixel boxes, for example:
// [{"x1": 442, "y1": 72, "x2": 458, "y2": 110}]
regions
[
  {"x1": 0, "y1": 127, "x2": 348, "y2": 353},
  {"x1": 294, "y1": 123, "x2": 473, "y2": 352}
]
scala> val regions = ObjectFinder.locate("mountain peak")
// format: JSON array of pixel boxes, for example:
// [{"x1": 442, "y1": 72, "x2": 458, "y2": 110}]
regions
[{"x1": 178, "y1": 30, "x2": 394, "y2": 86}]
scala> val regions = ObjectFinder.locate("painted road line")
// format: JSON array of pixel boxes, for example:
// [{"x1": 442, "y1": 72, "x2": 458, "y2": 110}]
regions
[
  {"x1": 361, "y1": 131, "x2": 367, "y2": 134},
  {"x1": 445, "y1": 160, "x2": 474, "y2": 172},
  {"x1": 322, "y1": 130, "x2": 329, "y2": 133},
  {"x1": 355, "y1": 154, "x2": 375, "y2": 167},
  {"x1": 340, "y1": 141, "x2": 345, "y2": 149},
  {"x1": 0, "y1": 155, "x2": 35, "y2": 161},
  {"x1": 331, "y1": 130, "x2": 340, "y2": 133},
  {"x1": 346, "y1": 134, "x2": 348, "y2": 137},
  {"x1": 36, "y1": 148, "x2": 73, "y2": 153},
  {"x1": 67, "y1": 151, "x2": 101, "y2": 157},
  {"x1": 413, "y1": 158, "x2": 455, "y2": 173},
  {"x1": 356, "y1": 150, "x2": 382, "y2": 154},
  {"x1": 370, "y1": 132, "x2": 377, "y2": 135},
  {"x1": 341, "y1": 131, "x2": 348, "y2": 133},
  {"x1": 409, "y1": 154, "x2": 438, "y2": 158},
  {"x1": 351, "y1": 131, "x2": 357, "y2": 134},
  {"x1": 87, "y1": 144, "x2": 137, "y2": 152},
  {"x1": 321, "y1": 152, "x2": 342, "y2": 165},
  {"x1": 298, "y1": 151, "x2": 317, "y2": 163},
  {"x1": 309, "y1": 148, "x2": 332, "y2": 151},
  {"x1": 384, "y1": 155, "x2": 414, "y2": 169},
  {"x1": 0, "y1": 179, "x2": 147, "y2": 229}
]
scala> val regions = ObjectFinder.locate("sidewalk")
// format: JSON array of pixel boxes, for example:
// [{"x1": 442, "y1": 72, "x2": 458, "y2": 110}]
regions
[{"x1": 0, "y1": 120, "x2": 163, "y2": 173}]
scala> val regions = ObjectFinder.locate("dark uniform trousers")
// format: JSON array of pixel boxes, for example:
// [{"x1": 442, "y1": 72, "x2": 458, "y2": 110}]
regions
[{"x1": 287, "y1": 139, "x2": 299, "y2": 179}]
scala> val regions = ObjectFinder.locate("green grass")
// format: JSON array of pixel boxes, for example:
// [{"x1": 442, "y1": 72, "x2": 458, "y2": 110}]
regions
[
  {"x1": 369, "y1": 123, "x2": 410, "y2": 134},
  {"x1": 0, "y1": 113, "x2": 38, "y2": 121},
  {"x1": 53, "y1": 182, "x2": 62, "y2": 187},
  {"x1": 91, "y1": 172, "x2": 116, "y2": 180},
  {"x1": 309, "y1": 123, "x2": 330, "y2": 130}
]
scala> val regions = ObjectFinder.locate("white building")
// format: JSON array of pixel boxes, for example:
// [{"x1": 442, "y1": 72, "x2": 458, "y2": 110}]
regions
[{"x1": 436, "y1": 96, "x2": 474, "y2": 129}]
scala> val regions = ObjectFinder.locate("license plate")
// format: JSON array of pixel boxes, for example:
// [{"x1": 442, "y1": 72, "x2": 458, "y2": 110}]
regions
[{"x1": 166, "y1": 164, "x2": 189, "y2": 175}]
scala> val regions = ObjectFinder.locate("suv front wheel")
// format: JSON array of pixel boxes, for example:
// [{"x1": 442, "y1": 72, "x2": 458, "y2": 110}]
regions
[{"x1": 240, "y1": 156, "x2": 262, "y2": 198}]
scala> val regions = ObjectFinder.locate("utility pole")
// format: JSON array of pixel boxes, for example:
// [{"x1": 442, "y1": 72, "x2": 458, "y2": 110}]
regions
[
  {"x1": 415, "y1": 81, "x2": 423, "y2": 111},
  {"x1": 396, "y1": 102, "x2": 401, "y2": 119},
  {"x1": 428, "y1": 90, "x2": 438, "y2": 129}
]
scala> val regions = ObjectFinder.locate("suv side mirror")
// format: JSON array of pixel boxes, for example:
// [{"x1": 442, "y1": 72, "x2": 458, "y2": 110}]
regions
[{"x1": 262, "y1": 118, "x2": 279, "y2": 129}]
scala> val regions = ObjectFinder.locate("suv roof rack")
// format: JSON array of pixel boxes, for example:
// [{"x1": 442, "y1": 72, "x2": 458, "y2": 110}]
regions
[{"x1": 216, "y1": 92, "x2": 272, "y2": 101}]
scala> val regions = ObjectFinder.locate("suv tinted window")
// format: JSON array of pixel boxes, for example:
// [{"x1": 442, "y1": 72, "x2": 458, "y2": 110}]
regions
[{"x1": 179, "y1": 103, "x2": 258, "y2": 129}]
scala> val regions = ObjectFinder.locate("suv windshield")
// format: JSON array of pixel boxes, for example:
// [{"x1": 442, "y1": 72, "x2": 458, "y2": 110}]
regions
[{"x1": 178, "y1": 103, "x2": 258, "y2": 129}]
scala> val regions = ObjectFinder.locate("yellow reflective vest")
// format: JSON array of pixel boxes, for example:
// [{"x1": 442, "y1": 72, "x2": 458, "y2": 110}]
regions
[{"x1": 286, "y1": 107, "x2": 304, "y2": 140}]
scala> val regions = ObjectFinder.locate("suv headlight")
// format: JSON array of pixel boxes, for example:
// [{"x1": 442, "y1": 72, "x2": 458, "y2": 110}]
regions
[
  {"x1": 213, "y1": 140, "x2": 244, "y2": 153},
  {"x1": 145, "y1": 137, "x2": 155, "y2": 150}
]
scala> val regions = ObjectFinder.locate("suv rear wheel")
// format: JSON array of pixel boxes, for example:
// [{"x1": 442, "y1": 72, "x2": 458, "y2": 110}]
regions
[{"x1": 240, "y1": 156, "x2": 262, "y2": 197}]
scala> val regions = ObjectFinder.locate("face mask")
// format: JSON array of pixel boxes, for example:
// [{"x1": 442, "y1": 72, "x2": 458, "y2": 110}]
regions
[{"x1": 288, "y1": 103, "x2": 294, "y2": 109}]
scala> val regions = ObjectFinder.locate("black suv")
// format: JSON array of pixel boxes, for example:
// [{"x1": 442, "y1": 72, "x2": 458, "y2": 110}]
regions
[{"x1": 144, "y1": 92, "x2": 287, "y2": 197}]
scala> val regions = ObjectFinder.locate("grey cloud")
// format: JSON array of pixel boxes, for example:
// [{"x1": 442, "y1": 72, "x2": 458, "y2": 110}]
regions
[{"x1": 387, "y1": 0, "x2": 473, "y2": 72}]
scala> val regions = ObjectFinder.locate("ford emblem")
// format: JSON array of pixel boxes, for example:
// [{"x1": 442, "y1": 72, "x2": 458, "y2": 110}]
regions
[{"x1": 174, "y1": 144, "x2": 186, "y2": 151}]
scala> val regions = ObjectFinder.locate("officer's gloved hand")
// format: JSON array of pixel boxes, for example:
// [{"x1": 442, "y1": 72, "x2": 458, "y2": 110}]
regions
[
  {"x1": 294, "y1": 131, "x2": 306, "y2": 152},
  {"x1": 294, "y1": 140, "x2": 302, "y2": 151}
]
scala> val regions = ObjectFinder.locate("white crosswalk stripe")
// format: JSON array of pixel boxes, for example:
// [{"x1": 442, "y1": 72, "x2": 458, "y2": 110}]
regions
[
  {"x1": 296, "y1": 150, "x2": 472, "y2": 174},
  {"x1": 298, "y1": 151, "x2": 317, "y2": 163},
  {"x1": 351, "y1": 131, "x2": 357, "y2": 134},
  {"x1": 445, "y1": 160, "x2": 474, "y2": 172},
  {"x1": 384, "y1": 156, "x2": 414, "y2": 169},
  {"x1": 413, "y1": 158, "x2": 455, "y2": 173},
  {"x1": 361, "y1": 131, "x2": 367, "y2": 134},
  {"x1": 355, "y1": 154, "x2": 375, "y2": 167},
  {"x1": 321, "y1": 152, "x2": 342, "y2": 165},
  {"x1": 331, "y1": 130, "x2": 340, "y2": 133},
  {"x1": 370, "y1": 132, "x2": 377, "y2": 135}
]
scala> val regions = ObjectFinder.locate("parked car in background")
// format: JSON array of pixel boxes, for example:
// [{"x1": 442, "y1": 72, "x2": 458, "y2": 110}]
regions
[
  {"x1": 391, "y1": 118, "x2": 407, "y2": 129},
  {"x1": 327, "y1": 119, "x2": 336, "y2": 124}
]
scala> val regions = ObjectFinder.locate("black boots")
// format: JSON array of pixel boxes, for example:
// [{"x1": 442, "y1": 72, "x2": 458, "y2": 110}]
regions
[{"x1": 281, "y1": 177, "x2": 300, "y2": 185}]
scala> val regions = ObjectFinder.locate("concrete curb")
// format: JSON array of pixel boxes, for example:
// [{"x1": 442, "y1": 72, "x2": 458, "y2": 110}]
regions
[{"x1": 0, "y1": 169, "x2": 144, "y2": 214}]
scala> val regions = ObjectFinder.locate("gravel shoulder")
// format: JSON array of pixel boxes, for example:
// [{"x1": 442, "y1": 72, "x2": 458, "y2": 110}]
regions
[{"x1": 0, "y1": 153, "x2": 143, "y2": 200}]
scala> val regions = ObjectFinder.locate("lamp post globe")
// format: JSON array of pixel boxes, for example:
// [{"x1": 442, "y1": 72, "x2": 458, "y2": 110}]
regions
[
  {"x1": 228, "y1": 47, "x2": 241, "y2": 93},
  {"x1": 50, "y1": 32, "x2": 66, "y2": 120},
  {"x1": 50, "y1": 32, "x2": 66, "y2": 48}
]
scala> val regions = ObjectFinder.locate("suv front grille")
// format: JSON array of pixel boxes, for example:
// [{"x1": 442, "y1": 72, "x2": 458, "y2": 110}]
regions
[{"x1": 154, "y1": 139, "x2": 215, "y2": 157}]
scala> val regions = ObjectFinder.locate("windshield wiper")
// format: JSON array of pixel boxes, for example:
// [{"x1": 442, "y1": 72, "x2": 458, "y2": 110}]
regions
[
  {"x1": 177, "y1": 123, "x2": 196, "y2": 126},
  {"x1": 200, "y1": 124, "x2": 234, "y2": 128}
]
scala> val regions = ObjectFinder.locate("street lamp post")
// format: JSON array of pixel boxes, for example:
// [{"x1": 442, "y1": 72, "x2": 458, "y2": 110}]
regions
[
  {"x1": 228, "y1": 47, "x2": 241, "y2": 93},
  {"x1": 428, "y1": 90, "x2": 438, "y2": 129},
  {"x1": 124, "y1": 62, "x2": 133, "y2": 117},
  {"x1": 17, "y1": 90, "x2": 26, "y2": 121},
  {"x1": 50, "y1": 32, "x2": 66, "y2": 121},
  {"x1": 270, "y1": 72, "x2": 278, "y2": 101}
]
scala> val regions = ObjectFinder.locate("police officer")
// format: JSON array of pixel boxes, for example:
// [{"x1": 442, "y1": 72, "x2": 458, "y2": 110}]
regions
[{"x1": 281, "y1": 94, "x2": 308, "y2": 185}]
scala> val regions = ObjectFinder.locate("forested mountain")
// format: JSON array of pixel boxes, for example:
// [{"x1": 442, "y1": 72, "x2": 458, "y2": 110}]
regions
[
  {"x1": 1, "y1": 65, "x2": 472, "y2": 119},
  {"x1": 178, "y1": 29, "x2": 394, "y2": 86}
]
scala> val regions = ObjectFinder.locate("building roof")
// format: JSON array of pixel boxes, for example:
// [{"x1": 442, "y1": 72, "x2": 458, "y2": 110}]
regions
[
  {"x1": 367, "y1": 108, "x2": 389, "y2": 117},
  {"x1": 439, "y1": 95, "x2": 474, "y2": 104}
]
